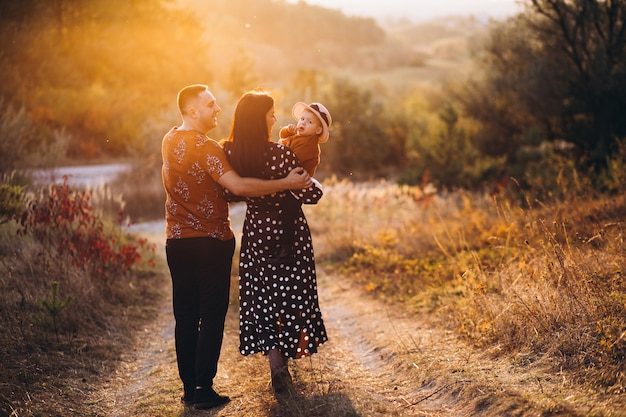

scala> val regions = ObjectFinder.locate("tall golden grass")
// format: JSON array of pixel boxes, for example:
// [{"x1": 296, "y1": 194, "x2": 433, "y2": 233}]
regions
[{"x1": 307, "y1": 178, "x2": 626, "y2": 392}]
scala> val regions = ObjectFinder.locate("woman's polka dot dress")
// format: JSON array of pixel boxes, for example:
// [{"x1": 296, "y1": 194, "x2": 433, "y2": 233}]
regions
[{"x1": 224, "y1": 142, "x2": 328, "y2": 359}]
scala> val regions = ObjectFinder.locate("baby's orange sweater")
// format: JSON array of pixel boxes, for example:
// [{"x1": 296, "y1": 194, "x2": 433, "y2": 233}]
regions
[{"x1": 279, "y1": 127, "x2": 320, "y2": 176}]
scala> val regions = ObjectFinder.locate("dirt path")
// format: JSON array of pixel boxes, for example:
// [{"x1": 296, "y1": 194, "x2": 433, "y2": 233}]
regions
[{"x1": 95, "y1": 220, "x2": 625, "y2": 417}]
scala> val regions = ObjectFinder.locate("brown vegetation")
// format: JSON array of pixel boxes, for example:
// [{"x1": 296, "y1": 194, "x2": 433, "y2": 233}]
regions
[
  {"x1": 5, "y1": 179, "x2": 625, "y2": 416},
  {"x1": 308, "y1": 179, "x2": 626, "y2": 398},
  {"x1": 0, "y1": 182, "x2": 163, "y2": 416}
]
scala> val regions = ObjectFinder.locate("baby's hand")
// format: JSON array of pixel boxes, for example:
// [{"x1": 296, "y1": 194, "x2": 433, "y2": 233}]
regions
[{"x1": 286, "y1": 124, "x2": 297, "y2": 135}]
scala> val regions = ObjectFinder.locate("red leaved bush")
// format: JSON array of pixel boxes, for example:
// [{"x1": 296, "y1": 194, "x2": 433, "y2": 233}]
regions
[{"x1": 19, "y1": 176, "x2": 155, "y2": 282}]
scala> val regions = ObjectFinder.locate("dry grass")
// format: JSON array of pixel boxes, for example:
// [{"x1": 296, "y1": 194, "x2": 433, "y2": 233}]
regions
[
  {"x1": 306, "y1": 178, "x2": 626, "y2": 395},
  {"x1": 0, "y1": 188, "x2": 166, "y2": 417},
  {"x1": 109, "y1": 156, "x2": 166, "y2": 223},
  {"x1": 3, "y1": 177, "x2": 625, "y2": 416}
]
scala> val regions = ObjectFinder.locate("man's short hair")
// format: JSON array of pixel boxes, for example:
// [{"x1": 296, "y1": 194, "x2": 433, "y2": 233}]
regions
[{"x1": 177, "y1": 84, "x2": 209, "y2": 114}]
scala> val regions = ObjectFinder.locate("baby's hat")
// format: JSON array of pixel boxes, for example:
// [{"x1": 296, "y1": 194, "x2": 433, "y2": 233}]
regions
[{"x1": 292, "y1": 102, "x2": 332, "y2": 143}]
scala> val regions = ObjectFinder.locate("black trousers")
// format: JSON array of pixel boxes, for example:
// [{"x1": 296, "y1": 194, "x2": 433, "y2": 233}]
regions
[{"x1": 166, "y1": 236, "x2": 235, "y2": 395}]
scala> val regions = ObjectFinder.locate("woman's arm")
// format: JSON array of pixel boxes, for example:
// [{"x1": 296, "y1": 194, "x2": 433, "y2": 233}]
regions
[{"x1": 218, "y1": 167, "x2": 312, "y2": 197}]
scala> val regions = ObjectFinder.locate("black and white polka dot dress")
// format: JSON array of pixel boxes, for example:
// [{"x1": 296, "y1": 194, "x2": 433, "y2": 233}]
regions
[{"x1": 224, "y1": 142, "x2": 328, "y2": 359}]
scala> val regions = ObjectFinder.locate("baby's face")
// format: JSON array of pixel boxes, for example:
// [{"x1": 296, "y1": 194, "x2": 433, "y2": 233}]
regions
[{"x1": 296, "y1": 109, "x2": 323, "y2": 137}]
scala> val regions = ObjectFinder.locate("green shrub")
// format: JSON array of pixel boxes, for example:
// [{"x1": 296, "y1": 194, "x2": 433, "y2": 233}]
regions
[
  {"x1": 0, "y1": 181, "x2": 25, "y2": 224},
  {"x1": 33, "y1": 281, "x2": 72, "y2": 342}
]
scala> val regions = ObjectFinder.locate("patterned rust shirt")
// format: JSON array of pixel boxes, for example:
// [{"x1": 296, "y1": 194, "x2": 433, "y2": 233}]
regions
[{"x1": 161, "y1": 127, "x2": 234, "y2": 240}]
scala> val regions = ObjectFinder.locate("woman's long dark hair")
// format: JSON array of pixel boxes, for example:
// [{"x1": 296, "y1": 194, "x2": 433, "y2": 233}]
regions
[{"x1": 226, "y1": 91, "x2": 274, "y2": 178}]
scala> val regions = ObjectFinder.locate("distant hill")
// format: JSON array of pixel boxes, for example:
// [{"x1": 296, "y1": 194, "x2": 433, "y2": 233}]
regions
[
  {"x1": 0, "y1": 0, "x2": 490, "y2": 161},
  {"x1": 284, "y1": 0, "x2": 520, "y2": 23},
  {"x1": 180, "y1": 0, "x2": 488, "y2": 85}
]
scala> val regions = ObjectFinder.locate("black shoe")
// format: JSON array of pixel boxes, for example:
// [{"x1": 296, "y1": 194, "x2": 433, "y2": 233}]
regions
[
  {"x1": 182, "y1": 384, "x2": 195, "y2": 406},
  {"x1": 181, "y1": 395, "x2": 194, "y2": 407},
  {"x1": 194, "y1": 387, "x2": 230, "y2": 410}
]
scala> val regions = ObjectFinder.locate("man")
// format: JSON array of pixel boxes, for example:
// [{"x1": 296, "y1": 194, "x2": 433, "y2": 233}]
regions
[{"x1": 161, "y1": 84, "x2": 311, "y2": 410}]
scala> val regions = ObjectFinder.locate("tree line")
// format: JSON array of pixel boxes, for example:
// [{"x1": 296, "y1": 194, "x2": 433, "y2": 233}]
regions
[
  {"x1": 1, "y1": 0, "x2": 625, "y2": 198},
  {"x1": 458, "y1": 0, "x2": 626, "y2": 195}
]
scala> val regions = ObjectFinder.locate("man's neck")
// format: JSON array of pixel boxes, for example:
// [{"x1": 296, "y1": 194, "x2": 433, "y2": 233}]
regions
[{"x1": 178, "y1": 120, "x2": 207, "y2": 134}]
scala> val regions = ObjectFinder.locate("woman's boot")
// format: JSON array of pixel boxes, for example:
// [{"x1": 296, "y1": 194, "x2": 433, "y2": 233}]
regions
[{"x1": 268, "y1": 349, "x2": 292, "y2": 395}]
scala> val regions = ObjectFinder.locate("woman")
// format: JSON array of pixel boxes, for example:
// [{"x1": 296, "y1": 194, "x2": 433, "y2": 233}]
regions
[{"x1": 222, "y1": 90, "x2": 328, "y2": 396}]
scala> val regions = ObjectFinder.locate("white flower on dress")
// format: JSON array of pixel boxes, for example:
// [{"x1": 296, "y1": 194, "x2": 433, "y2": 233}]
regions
[
  {"x1": 198, "y1": 195, "x2": 215, "y2": 218},
  {"x1": 194, "y1": 133, "x2": 210, "y2": 146},
  {"x1": 174, "y1": 178, "x2": 190, "y2": 202},
  {"x1": 186, "y1": 213, "x2": 202, "y2": 231},
  {"x1": 166, "y1": 198, "x2": 178, "y2": 214},
  {"x1": 207, "y1": 154, "x2": 225, "y2": 177},
  {"x1": 187, "y1": 161, "x2": 206, "y2": 184},
  {"x1": 168, "y1": 222, "x2": 182, "y2": 239},
  {"x1": 174, "y1": 139, "x2": 186, "y2": 164}
]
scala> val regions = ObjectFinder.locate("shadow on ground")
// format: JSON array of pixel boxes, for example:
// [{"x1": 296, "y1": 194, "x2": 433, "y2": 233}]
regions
[{"x1": 270, "y1": 391, "x2": 360, "y2": 417}]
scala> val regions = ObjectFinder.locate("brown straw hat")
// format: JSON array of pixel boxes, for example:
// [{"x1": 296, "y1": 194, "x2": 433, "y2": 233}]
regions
[{"x1": 292, "y1": 102, "x2": 332, "y2": 143}]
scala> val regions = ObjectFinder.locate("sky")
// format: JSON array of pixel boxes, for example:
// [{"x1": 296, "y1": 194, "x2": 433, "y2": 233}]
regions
[{"x1": 285, "y1": 0, "x2": 522, "y2": 22}]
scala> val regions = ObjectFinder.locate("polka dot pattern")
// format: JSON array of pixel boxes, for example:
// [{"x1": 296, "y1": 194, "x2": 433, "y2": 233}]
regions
[{"x1": 225, "y1": 143, "x2": 328, "y2": 359}]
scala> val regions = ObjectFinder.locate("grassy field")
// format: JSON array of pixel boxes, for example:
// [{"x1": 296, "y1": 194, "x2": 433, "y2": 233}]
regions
[
  {"x1": 306, "y1": 178, "x2": 626, "y2": 394},
  {"x1": 1, "y1": 177, "x2": 625, "y2": 415}
]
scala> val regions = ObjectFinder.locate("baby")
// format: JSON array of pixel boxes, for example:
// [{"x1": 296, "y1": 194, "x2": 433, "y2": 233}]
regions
[
  {"x1": 276, "y1": 102, "x2": 331, "y2": 259},
  {"x1": 278, "y1": 102, "x2": 332, "y2": 176}
]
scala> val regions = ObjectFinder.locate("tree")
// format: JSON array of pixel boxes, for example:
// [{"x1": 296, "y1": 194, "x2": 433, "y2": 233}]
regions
[
  {"x1": 461, "y1": 18, "x2": 561, "y2": 158},
  {"x1": 288, "y1": 69, "x2": 321, "y2": 104},
  {"x1": 460, "y1": 0, "x2": 626, "y2": 179},
  {"x1": 0, "y1": 0, "x2": 214, "y2": 159},
  {"x1": 319, "y1": 78, "x2": 397, "y2": 177},
  {"x1": 527, "y1": 0, "x2": 626, "y2": 169},
  {"x1": 224, "y1": 49, "x2": 260, "y2": 99}
]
